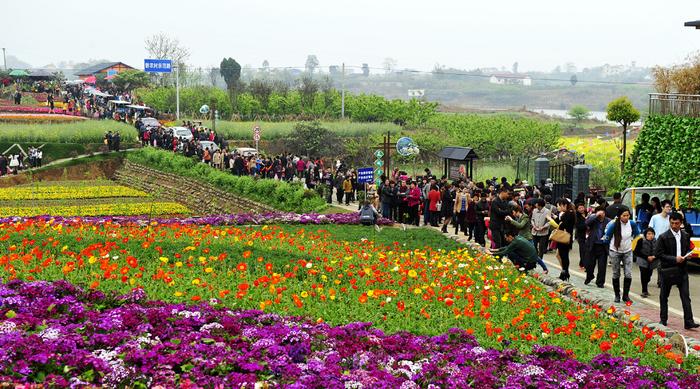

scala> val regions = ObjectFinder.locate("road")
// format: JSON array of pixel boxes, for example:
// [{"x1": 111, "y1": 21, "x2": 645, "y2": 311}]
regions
[{"x1": 534, "y1": 242, "x2": 700, "y2": 325}]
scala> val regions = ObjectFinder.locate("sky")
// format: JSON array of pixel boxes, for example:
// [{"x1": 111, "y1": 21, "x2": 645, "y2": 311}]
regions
[{"x1": 2, "y1": 0, "x2": 698, "y2": 72}]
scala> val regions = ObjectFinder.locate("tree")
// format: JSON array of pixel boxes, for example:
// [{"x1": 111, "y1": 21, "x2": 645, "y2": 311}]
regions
[
  {"x1": 262, "y1": 60, "x2": 270, "y2": 73},
  {"x1": 288, "y1": 121, "x2": 340, "y2": 157},
  {"x1": 383, "y1": 58, "x2": 397, "y2": 74},
  {"x1": 606, "y1": 96, "x2": 640, "y2": 172},
  {"x1": 567, "y1": 105, "x2": 590, "y2": 127},
  {"x1": 220, "y1": 58, "x2": 241, "y2": 90},
  {"x1": 144, "y1": 33, "x2": 191, "y2": 64},
  {"x1": 570, "y1": 74, "x2": 578, "y2": 86},
  {"x1": 112, "y1": 70, "x2": 151, "y2": 92},
  {"x1": 298, "y1": 76, "x2": 319, "y2": 110},
  {"x1": 652, "y1": 52, "x2": 700, "y2": 94},
  {"x1": 512, "y1": 62, "x2": 519, "y2": 74},
  {"x1": 305, "y1": 55, "x2": 319, "y2": 74},
  {"x1": 361, "y1": 63, "x2": 370, "y2": 77}
]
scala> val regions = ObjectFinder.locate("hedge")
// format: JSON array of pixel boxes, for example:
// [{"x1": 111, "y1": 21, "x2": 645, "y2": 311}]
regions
[
  {"x1": 126, "y1": 148, "x2": 327, "y2": 213},
  {"x1": 624, "y1": 115, "x2": 700, "y2": 187}
]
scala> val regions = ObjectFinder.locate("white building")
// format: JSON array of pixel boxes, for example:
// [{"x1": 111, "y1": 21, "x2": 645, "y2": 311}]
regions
[{"x1": 489, "y1": 73, "x2": 532, "y2": 86}]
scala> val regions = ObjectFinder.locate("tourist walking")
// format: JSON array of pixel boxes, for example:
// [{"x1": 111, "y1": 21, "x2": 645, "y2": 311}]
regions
[
  {"x1": 547, "y1": 198, "x2": 575, "y2": 281},
  {"x1": 440, "y1": 183, "x2": 455, "y2": 233},
  {"x1": 531, "y1": 199, "x2": 551, "y2": 258},
  {"x1": 575, "y1": 203, "x2": 589, "y2": 270},
  {"x1": 453, "y1": 187, "x2": 470, "y2": 235},
  {"x1": 634, "y1": 228, "x2": 657, "y2": 298},
  {"x1": 407, "y1": 181, "x2": 421, "y2": 226},
  {"x1": 584, "y1": 206, "x2": 611, "y2": 288},
  {"x1": 489, "y1": 188, "x2": 511, "y2": 249},
  {"x1": 655, "y1": 212, "x2": 699, "y2": 329},
  {"x1": 604, "y1": 208, "x2": 641, "y2": 303},
  {"x1": 474, "y1": 191, "x2": 488, "y2": 246},
  {"x1": 428, "y1": 185, "x2": 441, "y2": 227}
]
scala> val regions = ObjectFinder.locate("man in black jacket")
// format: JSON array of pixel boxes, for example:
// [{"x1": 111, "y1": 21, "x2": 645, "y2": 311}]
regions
[
  {"x1": 489, "y1": 187, "x2": 511, "y2": 249},
  {"x1": 655, "y1": 212, "x2": 699, "y2": 329}
]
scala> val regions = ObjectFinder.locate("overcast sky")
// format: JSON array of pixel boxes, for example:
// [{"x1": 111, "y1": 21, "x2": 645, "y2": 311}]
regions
[{"x1": 3, "y1": 0, "x2": 698, "y2": 72}]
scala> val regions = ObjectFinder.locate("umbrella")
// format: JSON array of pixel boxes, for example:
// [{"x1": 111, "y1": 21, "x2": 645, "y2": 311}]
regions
[
  {"x1": 84, "y1": 75, "x2": 96, "y2": 84},
  {"x1": 9, "y1": 69, "x2": 29, "y2": 77}
]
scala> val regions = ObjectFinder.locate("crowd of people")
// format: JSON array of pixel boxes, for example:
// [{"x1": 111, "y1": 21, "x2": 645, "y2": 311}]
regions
[{"x1": 356, "y1": 169, "x2": 699, "y2": 329}]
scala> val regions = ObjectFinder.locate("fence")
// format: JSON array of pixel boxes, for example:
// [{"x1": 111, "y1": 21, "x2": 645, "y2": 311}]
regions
[{"x1": 649, "y1": 93, "x2": 700, "y2": 118}]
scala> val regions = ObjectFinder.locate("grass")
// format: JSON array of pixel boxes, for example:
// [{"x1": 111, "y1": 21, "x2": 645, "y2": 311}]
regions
[
  {"x1": 28, "y1": 151, "x2": 128, "y2": 173},
  {"x1": 0, "y1": 120, "x2": 138, "y2": 143},
  {"x1": 177, "y1": 119, "x2": 401, "y2": 140},
  {"x1": 394, "y1": 161, "x2": 534, "y2": 184}
]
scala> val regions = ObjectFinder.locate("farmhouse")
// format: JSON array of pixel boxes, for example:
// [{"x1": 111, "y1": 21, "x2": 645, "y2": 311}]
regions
[
  {"x1": 76, "y1": 62, "x2": 135, "y2": 80},
  {"x1": 489, "y1": 73, "x2": 532, "y2": 86}
]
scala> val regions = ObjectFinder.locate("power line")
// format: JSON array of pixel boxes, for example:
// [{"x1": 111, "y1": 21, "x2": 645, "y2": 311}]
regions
[{"x1": 20, "y1": 64, "x2": 654, "y2": 86}]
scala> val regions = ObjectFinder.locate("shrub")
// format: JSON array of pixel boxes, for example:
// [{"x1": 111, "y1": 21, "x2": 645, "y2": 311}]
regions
[{"x1": 127, "y1": 148, "x2": 326, "y2": 213}]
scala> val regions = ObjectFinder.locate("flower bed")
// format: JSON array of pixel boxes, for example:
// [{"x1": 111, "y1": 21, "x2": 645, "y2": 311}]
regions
[
  {"x1": 0, "y1": 212, "x2": 392, "y2": 226},
  {"x1": 0, "y1": 106, "x2": 75, "y2": 115},
  {"x1": 0, "y1": 114, "x2": 85, "y2": 123},
  {"x1": 0, "y1": 279, "x2": 697, "y2": 388},
  {"x1": 0, "y1": 202, "x2": 189, "y2": 217},
  {"x1": 0, "y1": 184, "x2": 148, "y2": 201},
  {"x1": 0, "y1": 220, "x2": 691, "y2": 370}
]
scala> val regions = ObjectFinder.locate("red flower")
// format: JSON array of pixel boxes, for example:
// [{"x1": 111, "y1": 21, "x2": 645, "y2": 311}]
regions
[
  {"x1": 237, "y1": 263, "x2": 248, "y2": 272},
  {"x1": 600, "y1": 341, "x2": 612, "y2": 352}
]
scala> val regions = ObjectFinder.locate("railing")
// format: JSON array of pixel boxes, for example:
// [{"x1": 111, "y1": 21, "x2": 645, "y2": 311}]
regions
[{"x1": 649, "y1": 93, "x2": 700, "y2": 117}]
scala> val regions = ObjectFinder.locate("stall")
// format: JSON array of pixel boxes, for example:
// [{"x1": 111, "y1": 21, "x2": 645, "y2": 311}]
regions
[{"x1": 438, "y1": 146, "x2": 478, "y2": 180}]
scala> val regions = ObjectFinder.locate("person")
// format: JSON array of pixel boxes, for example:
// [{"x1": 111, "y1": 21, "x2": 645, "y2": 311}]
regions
[
  {"x1": 422, "y1": 178, "x2": 432, "y2": 226},
  {"x1": 407, "y1": 181, "x2": 421, "y2": 226},
  {"x1": 575, "y1": 203, "x2": 589, "y2": 270},
  {"x1": 605, "y1": 192, "x2": 629, "y2": 219},
  {"x1": 486, "y1": 230, "x2": 539, "y2": 272},
  {"x1": 453, "y1": 187, "x2": 470, "y2": 235},
  {"x1": 359, "y1": 201, "x2": 380, "y2": 226},
  {"x1": 48, "y1": 94, "x2": 55, "y2": 111},
  {"x1": 634, "y1": 227, "x2": 657, "y2": 298},
  {"x1": 547, "y1": 198, "x2": 575, "y2": 281},
  {"x1": 396, "y1": 180, "x2": 410, "y2": 223},
  {"x1": 381, "y1": 180, "x2": 396, "y2": 220},
  {"x1": 650, "y1": 200, "x2": 673, "y2": 237},
  {"x1": 428, "y1": 184, "x2": 442, "y2": 227},
  {"x1": 584, "y1": 206, "x2": 611, "y2": 288},
  {"x1": 531, "y1": 199, "x2": 551, "y2": 259},
  {"x1": 489, "y1": 188, "x2": 511, "y2": 249},
  {"x1": 636, "y1": 193, "x2": 654, "y2": 229},
  {"x1": 655, "y1": 212, "x2": 699, "y2": 329},
  {"x1": 603, "y1": 208, "x2": 641, "y2": 303},
  {"x1": 474, "y1": 191, "x2": 489, "y2": 246},
  {"x1": 13, "y1": 90, "x2": 21, "y2": 105},
  {"x1": 506, "y1": 204, "x2": 532, "y2": 241},
  {"x1": 440, "y1": 183, "x2": 455, "y2": 233},
  {"x1": 343, "y1": 176, "x2": 353, "y2": 206},
  {"x1": 465, "y1": 193, "x2": 477, "y2": 241}
]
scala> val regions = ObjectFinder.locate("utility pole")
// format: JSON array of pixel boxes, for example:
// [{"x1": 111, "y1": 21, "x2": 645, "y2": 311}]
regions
[
  {"x1": 2, "y1": 48, "x2": 6, "y2": 71},
  {"x1": 341, "y1": 62, "x2": 345, "y2": 119},
  {"x1": 175, "y1": 64, "x2": 180, "y2": 120}
]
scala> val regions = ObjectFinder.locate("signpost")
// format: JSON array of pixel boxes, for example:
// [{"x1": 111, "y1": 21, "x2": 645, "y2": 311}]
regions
[
  {"x1": 374, "y1": 149, "x2": 385, "y2": 185},
  {"x1": 144, "y1": 59, "x2": 178, "y2": 119},
  {"x1": 357, "y1": 167, "x2": 374, "y2": 202},
  {"x1": 253, "y1": 125, "x2": 261, "y2": 154}
]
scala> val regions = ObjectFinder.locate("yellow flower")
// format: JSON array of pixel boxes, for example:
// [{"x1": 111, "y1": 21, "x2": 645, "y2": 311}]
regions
[
  {"x1": 413, "y1": 287, "x2": 422, "y2": 294},
  {"x1": 159, "y1": 257, "x2": 169, "y2": 264},
  {"x1": 205, "y1": 267, "x2": 213, "y2": 273},
  {"x1": 367, "y1": 290, "x2": 374, "y2": 297},
  {"x1": 191, "y1": 278, "x2": 200, "y2": 285},
  {"x1": 408, "y1": 270, "x2": 418, "y2": 278},
  {"x1": 300, "y1": 291, "x2": 309, "y2": 298},
  {"x1": 174, "y1": 291, "x2": 184, "y2": 297}
]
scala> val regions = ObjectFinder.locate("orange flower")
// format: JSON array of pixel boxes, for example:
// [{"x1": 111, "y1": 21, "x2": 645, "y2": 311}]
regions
[
  {"x1": 191, "y1": 295, "x2": 201, "y2": 302},
  {"x1": 237, "y1": 263, "x2": 248, "y2": 272},
  {"x1": 599, "y1": 341, "x2": 612, "y2": 352},
  {"x1": 242, "y1": 251, "x2": 252, "y2": 259}
]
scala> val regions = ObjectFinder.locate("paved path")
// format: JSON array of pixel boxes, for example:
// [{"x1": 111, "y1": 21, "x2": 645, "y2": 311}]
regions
[{"x1": 329, "y1": 198, "x2": 700, "y2": 341}]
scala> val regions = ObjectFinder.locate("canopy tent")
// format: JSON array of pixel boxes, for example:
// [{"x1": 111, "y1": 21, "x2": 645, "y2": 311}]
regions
[
  {"x1": 84, "y1": 88, "x2": 112, "y2": 97},
  {"x1": 108, "y1": 100, "x2": 131, "y2": 105},
  {"x1": 83, "y1": 75, "x2": 97, "y2": 84},
  {"x1": 9, "y1": 69, "x2": 29, "y2": 77},
  {"x1": 26, "y1": 69, "x2": 54, "y2": 80},
  {"x1": 65, "y1": 80, "x2": 85, "y2": 85},
  {"x1": 127, "y1": 105, "x2": 151, "y2": 110}
]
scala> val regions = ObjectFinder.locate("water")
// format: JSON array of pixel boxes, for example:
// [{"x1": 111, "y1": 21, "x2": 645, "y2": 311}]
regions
[{"x1": 530, "y1": 108, "x2": 611, "y2": 122}]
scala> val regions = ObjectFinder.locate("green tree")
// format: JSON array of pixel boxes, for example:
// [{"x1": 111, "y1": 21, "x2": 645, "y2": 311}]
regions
[
  {"x1": 305, "y1": 55, "x2": 319, "y2": 74},
  {"x1": 220, "y1": 57, "x2": 242, "y2": 106},
  {"x1": 112, "y1": 70, "x2": 151, "y2": 92},
  {"x1": 567, "y1": 105, "x2": 590, "y2": 127},
  {"x1": 288, "y1": 121, "x2": 340, "y2": 157},
  {"x1": 298, "y1": 76, "x2": 318, "y2": 111},
  {"x1": 606, "y1": 96, "x2": 640, "y2": 172}
]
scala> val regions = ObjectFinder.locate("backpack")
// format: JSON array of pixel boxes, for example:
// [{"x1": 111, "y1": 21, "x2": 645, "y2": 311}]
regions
[{"x1": 360, "y1": 206, "x2": 375, "y2": 225}]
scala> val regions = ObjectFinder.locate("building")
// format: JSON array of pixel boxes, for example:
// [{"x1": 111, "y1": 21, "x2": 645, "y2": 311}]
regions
[
  {"x1": 489, "y1": 73, "x2": 532, "y2": 86},
  {"x1": 76, "y1": 62, "x2": 134, "y2": 80}
]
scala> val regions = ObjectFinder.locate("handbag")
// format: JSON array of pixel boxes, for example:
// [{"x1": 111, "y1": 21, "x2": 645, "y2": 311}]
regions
[
  {"x1": 549, "y1": 229, "x2": 571, "y2": 244},
  {"x1": 436, "y1": 201, "x2": 442, "y2": 211}
]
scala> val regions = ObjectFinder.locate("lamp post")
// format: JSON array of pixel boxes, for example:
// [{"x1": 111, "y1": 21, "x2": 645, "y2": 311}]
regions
[
  {"x1": 684, "y1": 20, "x2": 700, "y2": 29},
  {"x1": 2, "y1": 48, "x2": 6, "y2": 71}
]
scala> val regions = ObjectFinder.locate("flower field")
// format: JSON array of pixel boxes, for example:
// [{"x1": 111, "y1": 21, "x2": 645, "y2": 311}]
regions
[
  {"x1": 0, "y1": 113, "x2": 86, "y2": 123},
  {"x1": 0, "y1": 181, "x2": 189, "y2": 217},
  {"x1": 1, "y1": 279, "x2": 697, "y2": 388},
  {"x1": 0, "y1": 219, "x2": 696, "y2": 379}
]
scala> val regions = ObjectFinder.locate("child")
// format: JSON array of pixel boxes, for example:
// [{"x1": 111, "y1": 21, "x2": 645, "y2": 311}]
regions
[{"x1": 634, "y1": 227, "x2": 657, "y2": 298}]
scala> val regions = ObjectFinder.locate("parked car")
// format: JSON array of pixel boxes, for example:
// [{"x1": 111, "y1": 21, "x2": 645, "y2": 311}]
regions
[
  {"x1": 169, "y1": 127, "x2": 194, "y2": 141},
  {"x1": 199, "y1": 141, "x2": 219, "y2": 152},
  {"x1": 136, "y1": 117, "x2": 160, "y2": 129},
  {"x1": 235, "y1": 147, "x2": 258, "y2": 157}
]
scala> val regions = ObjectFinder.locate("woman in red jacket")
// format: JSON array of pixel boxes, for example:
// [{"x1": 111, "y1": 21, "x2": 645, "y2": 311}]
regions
[
  {"x1": 407, "y1": 181, "x2": 422, "y2": 226},
  {"x1": 428, "y1": 184, "x2": 442, "y2": 227}
]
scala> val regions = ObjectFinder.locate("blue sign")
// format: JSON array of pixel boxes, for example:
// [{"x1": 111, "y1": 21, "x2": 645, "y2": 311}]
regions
[
  {"x1": 144, "y1": 59, "x2": 173, "y2": 73},
  {"x1": 107, "y1": 69, "x2": 118, "y2": 77},
  {"x1": 357, "y1": 167, "x2": 374, "y2": 184}
]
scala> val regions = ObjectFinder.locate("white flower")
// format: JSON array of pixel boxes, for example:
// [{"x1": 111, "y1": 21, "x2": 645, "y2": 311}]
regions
[{"x1": 39, "y1": 327, "x2": 61, "y2": 341}]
